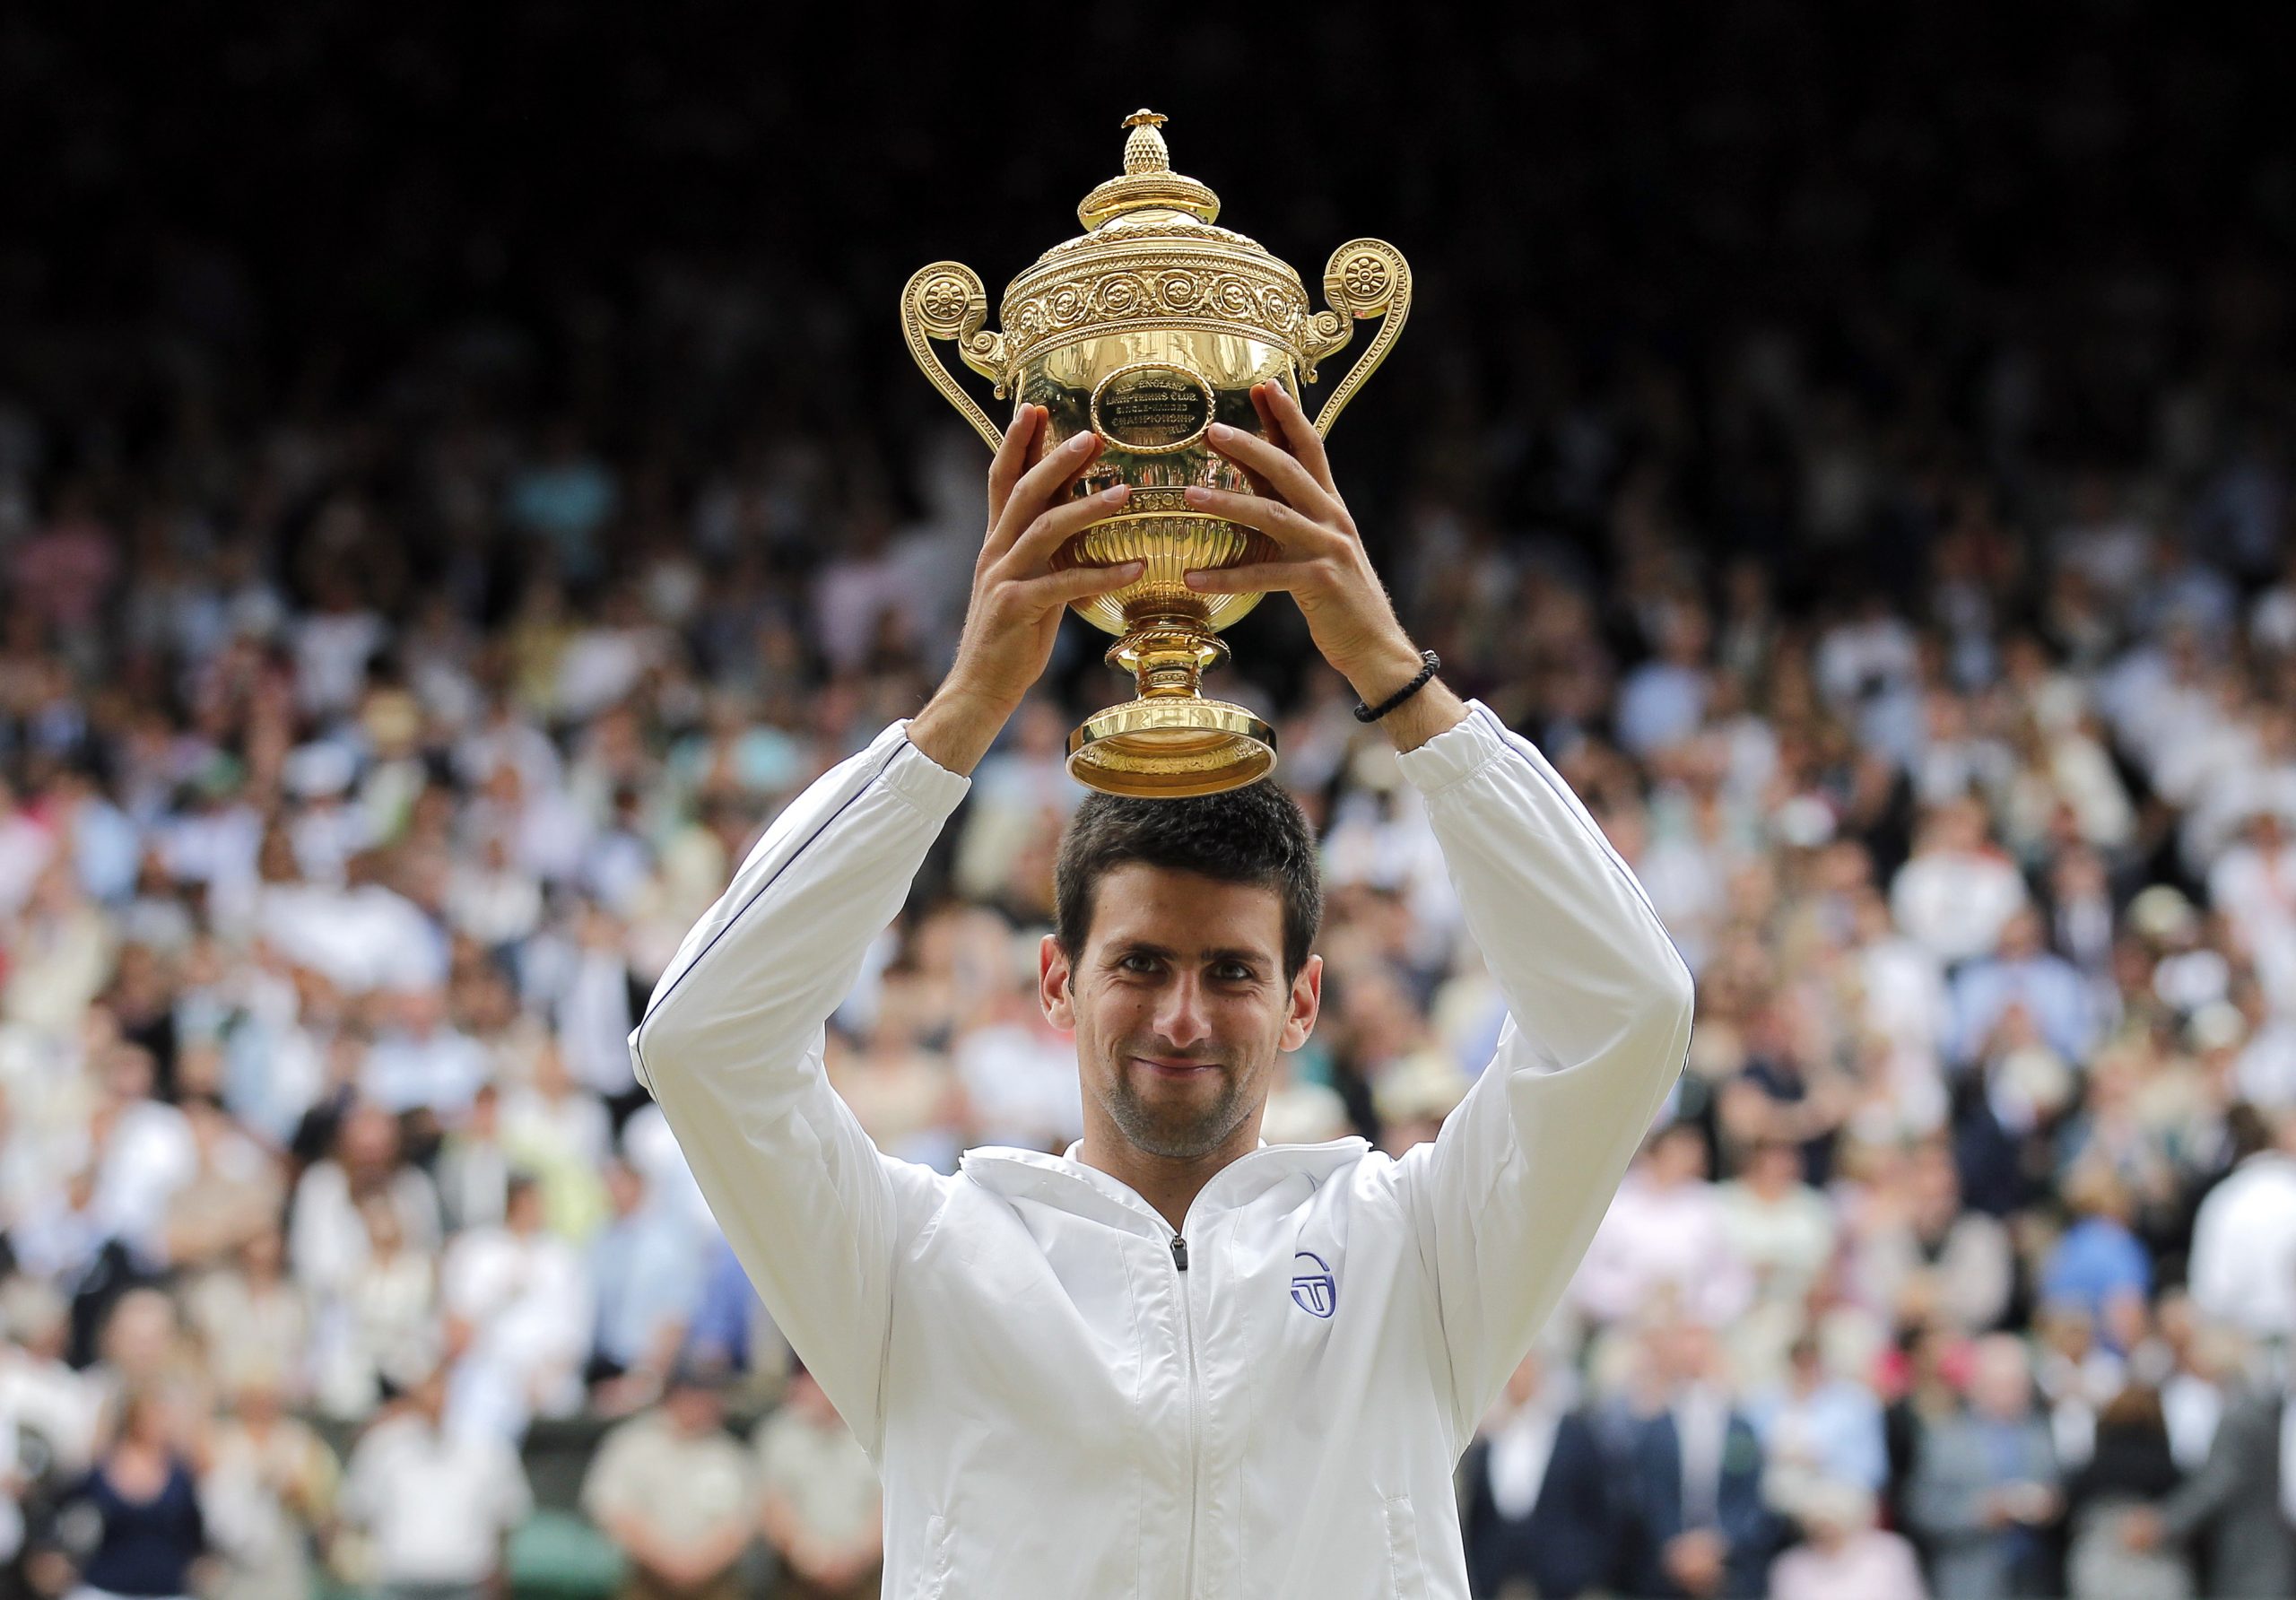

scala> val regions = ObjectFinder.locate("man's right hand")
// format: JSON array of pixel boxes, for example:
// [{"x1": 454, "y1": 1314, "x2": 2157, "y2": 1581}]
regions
[{"x1": 907, "y1": 404, "x2": 1140, "y2": 775}]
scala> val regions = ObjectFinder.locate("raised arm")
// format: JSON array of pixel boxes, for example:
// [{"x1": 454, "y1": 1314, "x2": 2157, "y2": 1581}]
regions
[
  {"x1": 629, "y1": 401, "x2": 1137, "y2": 1451},
  {"x1": 628, "y1": 726, "x2": 969, "y2": 1449},
  {"x1": 1392, "y1": 702, "x2": 1694, "y2": 1436},
  {"x1": 1192, "y1": 381, "x2": 1693, "y2": 1442}
]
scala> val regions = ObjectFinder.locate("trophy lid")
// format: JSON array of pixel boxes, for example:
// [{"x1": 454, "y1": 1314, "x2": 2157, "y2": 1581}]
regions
[
  {"x1": 1075, "y1": 110, "x2": 1222, "y2": 229},
  {"x1": 996, "y1": 111, "x2": 1319, "y2": 380}
]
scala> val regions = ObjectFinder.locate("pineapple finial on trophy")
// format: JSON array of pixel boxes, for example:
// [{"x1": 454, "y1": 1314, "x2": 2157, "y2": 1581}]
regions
[{"x1": 1121, "y1": 109, "x2": 1170, "y2": 174}]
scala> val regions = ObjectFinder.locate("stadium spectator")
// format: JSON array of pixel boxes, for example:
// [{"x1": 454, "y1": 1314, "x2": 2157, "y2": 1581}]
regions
[
  {"x1": 2125, "y1": 1371, "x2": 2296, "y2": 1599},
  {"x1": 1748, "y1": 1333, "x2": 1890, "y2": 1517},
  {"x1": 586, "y1": 1156, "x2": 708, "y2": 1415},
  {"x1": 581, "y1": 1361, "x2": 756, "y2": 1600},
  {"x1": 1459, "y1": 1346, "x2": 1613, "y2": 1599},
  {"x1": 1766, "y1": 1480, "x2": 1926, "y2": 1600},
  {"x1": 754, "y1": 1360, "x2": 882, "y2": 1600},
  {"x1": 1619, "y1": 1320, "x2": 1779, "y2": 1599},
  {"x1": 198, "y1": 1365, "x2": 338, "y2": 1600},
  {"x1": 336, "y1": 1364, "x2": 532, "y2": 1600},
  {"x1": 2063, "y1": 1386, "x2": 2191, "y2": 1600},
  {"x1": 51, "y1": 1387, "x2": 207, "y2": 1600},
  {"x1": 1906, "y1": 1335, "x2": 2063, "y2": 1600}
]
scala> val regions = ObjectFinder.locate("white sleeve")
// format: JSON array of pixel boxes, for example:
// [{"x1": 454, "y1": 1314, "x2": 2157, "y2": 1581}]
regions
[
  {"x1": 1389, "y1": 700, "x2": 1694, "y2": 1442},
  {"x1": 629, "y1": 720, "x2": 970, "y2": 1452}
]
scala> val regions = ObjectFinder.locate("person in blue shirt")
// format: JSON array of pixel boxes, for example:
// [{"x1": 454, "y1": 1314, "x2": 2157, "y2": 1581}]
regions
[
  {"x1": 1747, "y1": 1335, "x2": 1890, "y2": 1508},
  {"x1": 586, "y1": 1156, "x2": 710, "y2": 1411},
  {"x1": 2039, "y1": 1163, "x2": 2152, "y2": 1344},
  {"x1": 683, "y1": 1231, "x2": 781, "y2": 1376},
  {"x1": 1951, "y1": 906, "x2": 2098, "y2": 1068}
]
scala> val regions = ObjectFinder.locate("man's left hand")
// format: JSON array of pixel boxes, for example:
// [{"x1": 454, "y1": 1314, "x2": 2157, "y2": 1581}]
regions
[{"x1": 1181, "y1": 380, "x2": 1425, "y2": 707}]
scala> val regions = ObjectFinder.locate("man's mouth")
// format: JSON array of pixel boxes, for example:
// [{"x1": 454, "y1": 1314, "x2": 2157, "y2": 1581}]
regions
[{"x1": 1132, "y1": 1055, "x2": 1220, "y2": 1079}]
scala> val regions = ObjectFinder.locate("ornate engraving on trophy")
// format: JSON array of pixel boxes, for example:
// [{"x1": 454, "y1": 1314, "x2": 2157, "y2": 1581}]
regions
[{"x1": 1091, "y1": 363, "x2": 1214, "y2": 455}]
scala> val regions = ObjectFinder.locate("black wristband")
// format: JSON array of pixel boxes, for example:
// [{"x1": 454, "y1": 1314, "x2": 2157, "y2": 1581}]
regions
[{"x1": 1352, "y1": 649, "x2": 1441, "y2": 723}]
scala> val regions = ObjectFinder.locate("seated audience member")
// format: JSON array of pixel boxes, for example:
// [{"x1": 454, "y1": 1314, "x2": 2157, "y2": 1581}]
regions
[
  {"x1": 583, "y1": 1361, "x2": 757, "y2": 1600},
  {"x1": 1460, "y1": 1345, "x2": 1614, "y2": 1598},
  {"x1": 1907, "y1": 1334, "x2": 2061, "y2": 1600},
  {"x1": 2065, "y1": 1385, "x2": 2191, "y2": 1600},
  {"x1": 1767, "y1": 1479, "x2": 1927, "y2": 1600},
  {"x1": 337, "y1": 1362, "x2": 533, "y2": 1600},
  {"x1": 2124, "y1": 1371, "x2": 2296, "y2": 1600},
  {"x1": 755, "y1": 1357, "x2": 883, "y2": 1600},
  {"x1": 1620, "y1": 1319, "x2": 1780, "y2": 1599}
]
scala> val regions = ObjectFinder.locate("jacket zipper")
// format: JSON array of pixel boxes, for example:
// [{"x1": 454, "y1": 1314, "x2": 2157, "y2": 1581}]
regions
[{"x1": 1171, "y1": 1229, "x2": 1200, "y2": 1596}]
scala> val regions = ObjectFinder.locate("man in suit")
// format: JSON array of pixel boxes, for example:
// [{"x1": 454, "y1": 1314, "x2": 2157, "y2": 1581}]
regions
[
  {"x1": 1905, "y1": 1333, "x2": 2062, "y2": 1600},
  {"x1": 2125, "y1": 1377, "x2": 2296, "y2": 1599},
  {"x1": 1459, "y1": 1347, "x2": 1613, "y2": 1598},
  {"x1": 1619, "y1": 1320, "x2": 1779, "y2": 1599}
]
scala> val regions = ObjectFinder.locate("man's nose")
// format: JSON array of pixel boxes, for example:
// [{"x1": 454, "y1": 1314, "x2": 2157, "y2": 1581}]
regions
[{"x1": 1152, "y1": 975, "x2": 1213, "y2": 1049}]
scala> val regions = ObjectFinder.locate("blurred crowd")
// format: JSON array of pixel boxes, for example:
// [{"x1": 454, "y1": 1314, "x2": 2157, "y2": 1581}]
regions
[{"x1": 6, "y1": 5, "x2": 2296, "y2": 1599}]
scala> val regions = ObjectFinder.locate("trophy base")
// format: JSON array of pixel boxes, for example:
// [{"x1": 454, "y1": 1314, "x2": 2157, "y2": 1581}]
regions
[{"x1": 1066, "y1": 698, "x2": 1276, "y2": 798}]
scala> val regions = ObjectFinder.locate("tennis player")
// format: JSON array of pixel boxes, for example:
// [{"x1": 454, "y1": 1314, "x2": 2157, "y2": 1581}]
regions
[{"x1": 631, "y1": 381, "x2": 1692, "y2": 1597}]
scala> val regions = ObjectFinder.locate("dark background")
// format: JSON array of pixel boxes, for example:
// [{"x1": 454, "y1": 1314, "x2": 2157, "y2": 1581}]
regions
[{"x1": 8, "y1": 3, "x2": 2293, "y2": 640}]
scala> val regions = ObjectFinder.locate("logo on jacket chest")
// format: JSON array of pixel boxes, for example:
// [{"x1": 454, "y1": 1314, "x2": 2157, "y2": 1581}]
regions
[{"x1": 1289, "y1": 1250, "x2": 1336, "y2": 1318}]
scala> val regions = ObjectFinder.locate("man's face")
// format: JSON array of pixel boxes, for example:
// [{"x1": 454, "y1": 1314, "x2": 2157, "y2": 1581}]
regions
[{"x1": 1042, "y1": 865, "x2": 1319, "y2": 1161}]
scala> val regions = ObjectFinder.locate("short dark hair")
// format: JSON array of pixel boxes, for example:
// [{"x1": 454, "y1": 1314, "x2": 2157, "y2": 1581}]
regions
[{"x1": 1054, "y1": 781, "x2": 1323, "y2": 980}]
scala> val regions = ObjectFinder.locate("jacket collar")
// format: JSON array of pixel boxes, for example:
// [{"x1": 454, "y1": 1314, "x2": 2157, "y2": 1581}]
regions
[{"x1": 960, "y1": 1136, "x2": 1370, "y2": 1239}]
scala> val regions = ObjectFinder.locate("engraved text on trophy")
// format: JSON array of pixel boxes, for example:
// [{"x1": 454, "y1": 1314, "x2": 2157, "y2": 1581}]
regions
[{"x1": 1091, "y1": 363, "x2": 1214, "y2": 455}]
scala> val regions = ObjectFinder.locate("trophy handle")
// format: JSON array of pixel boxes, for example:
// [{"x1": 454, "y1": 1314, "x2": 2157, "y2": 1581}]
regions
[
  {"x1": 1300, "y1": 239, "x2": 1412, "y2": 440},
  {"x1": 899, "y1": 262, "x2": 1012, "y2": 452}
]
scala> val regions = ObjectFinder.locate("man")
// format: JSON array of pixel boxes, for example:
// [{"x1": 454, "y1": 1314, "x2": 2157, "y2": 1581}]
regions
[
  {"x1": 1747, "y1": 1332, "x2": 1889, "y2": 1517},
  {"x1": 582, "y1": 1361, "x2": 757, "y2": 1600},
  {"x1": 2187, "y1": 1108, "x2": 2296, "y2": 1341},
  {"x1": 199, "y1": 1364, "x2": 340, "y2": 1600},
  {"x1": 1905, "y1": 1333, "x2": 2062, "y2": 1600},
  {"x1": 631, "y1": 385, "x2": 1694, "y2": 1595},
  {"x1": 439, "y1": 1170, "x2": 591, "y2": 1441},
  {"x1": 337, "y1": 1362, "x2": 533, "y2": 1600},
  {"x1": 755, "y1": 1358, "x2": 883, "y2": 1600},
  {"x1": 2123, "y1": 1369, "x2": 2296, "y2": 1599},
  {"x1": 1619, "y1": 1319, "x2": 1780, "y2": 1599},
  {"x1": 586, "y1": 1156, "x2": 709, "y2": 1413},
  {"x1": 1458, "y1": 1346, "x2": 1614, "y2": 1599},
  {"x1": 1949, "y1": 903, "x2": 2098, "y2": 1067}
]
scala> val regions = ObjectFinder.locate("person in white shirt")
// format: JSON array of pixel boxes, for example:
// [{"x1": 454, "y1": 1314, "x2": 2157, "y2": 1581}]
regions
[
  {"x1": 337, "y1": 1362, "x2": 532, "y2": 1600},
  {"x1": 2187, "y1": 1112, "x2": 2296, "y2": 1342},
  {"x1": 1573, "y1": 1119, "x2": 1753, "y2": 1329},
  {"x1": 1891, "y1": 797, "x2": 2031, "y2": 967},
  {"x1": 631, "y1": 387, "x2": 1694, "y2": 1596},
  {"x1": 361, "y1": 987, "x2": 490, "y2": 1118},
  {"x1": 1716, "y1": 1135, "x2": 1839, "y2": 1312},
  {"x1": 439, "y1": 1172, "x2": 591, "y2": 1442}
]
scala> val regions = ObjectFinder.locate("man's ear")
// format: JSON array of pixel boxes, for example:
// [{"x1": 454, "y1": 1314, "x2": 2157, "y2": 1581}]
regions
[
  {"x1": 1280, "y1": 952, "x2": 1322, "y2": 1053},
  {"x1": 1039, "y1": 933, "x2": 1075, "y2": 1031}
]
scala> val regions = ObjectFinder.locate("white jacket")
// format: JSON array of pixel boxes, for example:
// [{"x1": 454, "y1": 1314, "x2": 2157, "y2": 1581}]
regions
[{"x1": 630, "y1": 700, "x2": 1692, "y2": 1598}]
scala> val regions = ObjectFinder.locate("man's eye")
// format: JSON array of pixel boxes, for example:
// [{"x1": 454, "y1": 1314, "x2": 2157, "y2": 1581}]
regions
[
  {"x1": 1119, "y1": 953, "x2": 1159, "y2": 973},
  {"x1": 1214, "y1": 962, "x2": 1253, "y2": 982}
]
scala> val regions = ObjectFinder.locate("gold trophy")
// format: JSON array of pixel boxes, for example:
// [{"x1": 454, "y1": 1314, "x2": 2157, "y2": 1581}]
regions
[{"x1": 900, "y1": 109, "x2": 1410, "y2": 796}]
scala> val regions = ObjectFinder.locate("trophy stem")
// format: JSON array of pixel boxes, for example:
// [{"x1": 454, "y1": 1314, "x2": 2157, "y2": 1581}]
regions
[
  {"x1": 1070, "y1": 614, "x2": 1277, "y2": 796},
  {"x1": 1109, "y1": 616, "x2": 1227, "y2": 700}
]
